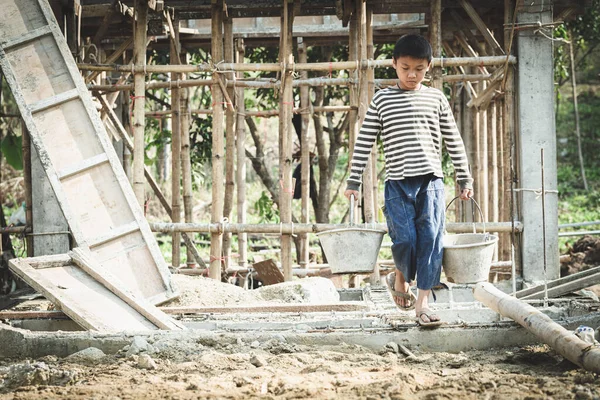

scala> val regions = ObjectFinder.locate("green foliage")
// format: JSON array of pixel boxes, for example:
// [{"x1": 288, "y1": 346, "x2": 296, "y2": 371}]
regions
[
  {"x1": 0, "y1": 131, "x2": 22, "y2": 170},
  {"x1": 253, "y1": 191, "x2": 280, "y2": 223}
]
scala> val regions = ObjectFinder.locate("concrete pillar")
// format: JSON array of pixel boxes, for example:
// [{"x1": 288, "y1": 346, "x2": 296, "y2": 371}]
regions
[
  {"x1": 31, "y1": 147, "x2": 70, "y2": 256},
  {"x1": 516, "y1": 1, "x2": 559, "y2": 283}
]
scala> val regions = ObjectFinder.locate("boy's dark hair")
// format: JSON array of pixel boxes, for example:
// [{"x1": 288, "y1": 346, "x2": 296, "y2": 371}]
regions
[{"x1": 393, "y1": 34, "x2": 432, "y2": 62}]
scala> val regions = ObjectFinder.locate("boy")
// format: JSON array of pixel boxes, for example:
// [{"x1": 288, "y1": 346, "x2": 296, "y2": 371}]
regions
[{"x1": 344, "y1": 34, "x2": 474, "y2": 327}]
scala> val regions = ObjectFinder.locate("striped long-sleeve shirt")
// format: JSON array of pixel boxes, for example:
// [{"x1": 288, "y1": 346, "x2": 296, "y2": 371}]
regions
[{"x1": 347, "y1": 84, "x2": 473, "y2": 191}]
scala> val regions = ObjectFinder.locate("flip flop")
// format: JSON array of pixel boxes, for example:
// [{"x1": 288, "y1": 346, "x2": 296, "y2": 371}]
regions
[
  {"x1": 386, "y1": 271, "x2": 416, "y2": 311},
  {"x1": 416, "y1": 308, "x2": 443, "y2": 328}
]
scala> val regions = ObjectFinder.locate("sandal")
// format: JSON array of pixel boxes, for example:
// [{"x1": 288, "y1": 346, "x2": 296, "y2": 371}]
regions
[
  {"x1": 416, "y1": 308, "x2": 443, "y2": 328},
  {"x1": 386, "y1": 271, "x2": 416, "y2": 311}
]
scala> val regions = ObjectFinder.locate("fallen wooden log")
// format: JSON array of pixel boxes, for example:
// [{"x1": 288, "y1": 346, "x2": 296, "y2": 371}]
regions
[{"x1": 474, "y1": 282, "x2": 600, "y2": 373}]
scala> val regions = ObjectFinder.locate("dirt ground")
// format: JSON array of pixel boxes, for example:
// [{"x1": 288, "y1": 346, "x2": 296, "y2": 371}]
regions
[{"x1": 0, "y1": 339, "x2": 599, "y2": 400}]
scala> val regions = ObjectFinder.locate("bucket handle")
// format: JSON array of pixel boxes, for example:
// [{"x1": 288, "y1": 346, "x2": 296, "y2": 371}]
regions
[{"x1": 445, "y1": 196, "x2": 486, "y2": 234}]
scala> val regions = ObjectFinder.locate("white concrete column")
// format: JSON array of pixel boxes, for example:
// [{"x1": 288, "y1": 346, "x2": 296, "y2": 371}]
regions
[{"x1": 516, "y1": 1, "x2": 559, "y2": 283}]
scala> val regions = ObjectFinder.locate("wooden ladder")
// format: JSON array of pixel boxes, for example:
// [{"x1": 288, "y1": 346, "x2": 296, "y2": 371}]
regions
[{"x1": 0, "y1": 0, "x2": 177, "y2": 305}]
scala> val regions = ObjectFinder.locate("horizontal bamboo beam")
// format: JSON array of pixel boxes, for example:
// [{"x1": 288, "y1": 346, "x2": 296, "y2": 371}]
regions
[
  {"x1": 146, "y1": 105, "x2": 355, "y2": 118},
  {"x1": 79, "y1": 55, "x2": 516, "y2": 74},
  {"x1": 91, "y1": 72, "x2": 495, "y2": 93},
  {"x1": 150, "y1": 221, "x2": 523, "y2": 234}
]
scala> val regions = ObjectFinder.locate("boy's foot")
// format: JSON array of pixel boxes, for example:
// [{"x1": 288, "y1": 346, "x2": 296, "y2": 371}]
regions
[
  {"x1": 416, "y1": 308, "x2": 443, "y2": 328},
  {"x1": 386, "y1": 271, "x2": 416, "y2": 310}
]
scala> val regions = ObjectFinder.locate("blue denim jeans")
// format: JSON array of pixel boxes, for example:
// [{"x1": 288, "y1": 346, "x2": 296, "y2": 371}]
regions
[{"x1": 383, "y1": 174, "x2": 445, "y2": 290}]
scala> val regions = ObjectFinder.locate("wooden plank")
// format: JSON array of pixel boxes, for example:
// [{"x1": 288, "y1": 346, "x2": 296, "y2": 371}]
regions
[
  {"x1": 516, "y1": 266, "x2": 600, "y2": 299},
  {"x1": 70, "y1": 248, "x2": 184, "y2": 330},
  {"x1": 0, "y1": 0, "x2": 176, "y2": 305},
  {"x1": 8, "y1": 257, "x2": 159, "y2": 331},
  {"x1": 57, "y1": 153, "x2": 109, "y2": 180},
  {"x1": 252, "y1": 259, "x2": 285, "y2": 285},
  {"x1": 1, "y1": 25, "x2": 52, "y2": 50}
]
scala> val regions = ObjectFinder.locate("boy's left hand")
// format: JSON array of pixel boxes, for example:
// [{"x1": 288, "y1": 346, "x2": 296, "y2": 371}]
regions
[{"x1": 460, "y1": 188, "x2": 474, "y2": 200}]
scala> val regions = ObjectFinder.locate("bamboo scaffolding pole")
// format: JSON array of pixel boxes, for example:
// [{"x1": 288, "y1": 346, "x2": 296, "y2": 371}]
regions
[
  {"x1": 430, "y1": 0, "x2": 443, "y2": 90},
  {"x1": 132, "y1": 0, "x2": 148, "y2": 206},
  {"x1": 358, "y1": 0, "x2": 375, "y2": 224},
  {"x1": 474, "y1": 282, "x2": 600, "y2": 373},
  {"x1": 222, "y1": 16, "x2": 236, "y2": 270},
  {"x1": 145, "y1": 105, "x2": 356, "y2": 118},
  {"x1": 89, "y1": 74, "x2": 495, "y2": 93},
  {"x1": 479, "y1": 84, "x2": 489, "y2": 222},
  {"x1": 503, "y1": 69, "x2": 516, "y2": 265},
  {"x1": 178, "y1": 33, "x2": 195, "y2": 268},
  {"x1": 235, "y1": 39, "x2": 248, "y2": 268},
  {"x1": 149, "y1": 221, "x2": 522, "y2": 234},
  {"x1": 278, "y1": 0, "x2": 295, "y2": 281},
  {"x1": 367, "y1": 6, "x2": 378, "y2": 223},
  {"x1": 169, "y1": 20, "x2": 182, "y2": 269},
  {"x1": 297, "y1": 37, "x2": 311, "y2": 268},
  {"x1": 490, "y1": 101, "x2": 499, "y2": 227},
  {"x1": 78, "y1": 55, "x2": 516, "y2": 74},
  {"x1": 473, "y1": 88, "x2": 481, "y2": 216},
  {"x1": 209, "y1": 0, "x2": 225, "y2": 280},
  {"x1": 459, "y1": 0, "x2": 504, "y2": 55},
  {"x1": 348, "y1": 8, "x2": 359, "y2": 223},
  {"x1": 22, "y1": 122, "x2": 33, "y2": 256}
]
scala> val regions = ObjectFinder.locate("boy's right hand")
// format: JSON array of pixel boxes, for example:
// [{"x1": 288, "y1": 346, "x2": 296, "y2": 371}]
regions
[{"x1": 344, "y1": 189, "x2": 359, "y2": 201}]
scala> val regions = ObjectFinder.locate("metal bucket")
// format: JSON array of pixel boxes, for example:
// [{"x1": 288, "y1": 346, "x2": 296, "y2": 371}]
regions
[
  {"x1": 317, "y1": 195, "x2": 386, "y2": 274},
  {"x1": 442, "y1": 197, "x2": 498, "y2": 284}
]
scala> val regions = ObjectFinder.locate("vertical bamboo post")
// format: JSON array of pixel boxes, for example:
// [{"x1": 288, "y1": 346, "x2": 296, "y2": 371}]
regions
[
  {"x1": 489, "y1": 100, "x2": 499, "y2": 262},
  {"x1": 473, "y1": 86, "x2": 481, "y2": 218},
  {"x1": 132, "y1": 0, "x2": 148, "y2": 206},
  {"x1": 502, "y1": 0, "x2": 515, "y2": 263},
  {"x1": 357, "y1": 0, "x2": 374, "y2": 224},
  {"x1": 479, "y1": 91, "x2": 489, "y2": 222},
  {"x1": 235, "y1": 39, "x2": 248, "y2": 268},
  {"x1": 366, "y1": 7, "x2": 377, "y2": 215},
  {"x1": 179, "y1": 25, "x2": 195, "y2": 268},
  {"x1": 279, "y1": 0, "x2": 295, "y2": 281},
  {"x1": 222, "y1": 16, "x2": 236, "y2": 268},
  {"x1": 348, "y1": 4, "x2": 359, "y2": 223},
  {"x1": 169, "y1": 19, "x2": 182, "y2": 269},
  {"x1": 430, "y1": 0, "x2": 443, "y2": 91},
  {"x1": 297, "y1": 37, "x2": 311, "y2": 268},
  {"x1": 210, "y1": 0, "x2": 225, "y2": 280}
]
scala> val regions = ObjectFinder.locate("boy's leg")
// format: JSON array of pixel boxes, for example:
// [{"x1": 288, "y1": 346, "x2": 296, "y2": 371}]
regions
[
  {"x1": 414, "y1": 176, "x2": 445, "y2": 322},
  {"x1": 384, "y1": 180, "x2": 418, "y2": 307}
]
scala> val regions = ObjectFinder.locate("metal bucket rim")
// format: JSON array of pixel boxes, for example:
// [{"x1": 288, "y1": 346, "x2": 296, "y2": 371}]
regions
[
  {"x1": 317, "y1": 228, "x2": 387, "y2": 237},
  {"x1": 444, "y1": 233, "x2": 498, "y2": 249}
]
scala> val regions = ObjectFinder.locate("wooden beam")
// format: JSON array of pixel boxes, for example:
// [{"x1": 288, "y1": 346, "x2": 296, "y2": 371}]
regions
[
  {"x1": 516, "y1": 266, "x2": 600, "y2": 300},
  {"x1": 459, "y1": 0, "x2": 504, "y2": 55},
  {"x1": 429, "y1": 0, "x2": 443, "y2": 90},
  {"x1": 449, "y1": 10, "x2": 487, "y2": 56}
]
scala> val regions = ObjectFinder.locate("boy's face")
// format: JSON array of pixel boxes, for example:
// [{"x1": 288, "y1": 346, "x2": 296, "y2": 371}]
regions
[{"x1": 392, "y1": 56, "x2": 431, "y2": 90}]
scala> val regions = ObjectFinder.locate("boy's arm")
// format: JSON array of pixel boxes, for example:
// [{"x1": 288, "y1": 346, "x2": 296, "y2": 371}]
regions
[
  {"x1": 439, "y1": 96, "x2": 473, "y2": 191},
  {"x1": 346, "y1": 99, "x2": 382, "y2": 192}
]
